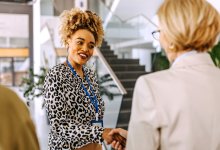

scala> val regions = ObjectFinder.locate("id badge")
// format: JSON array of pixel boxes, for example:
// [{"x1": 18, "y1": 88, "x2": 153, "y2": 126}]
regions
[{"x1": 91, "y1": 120, "x2": 103, "y2": 127}]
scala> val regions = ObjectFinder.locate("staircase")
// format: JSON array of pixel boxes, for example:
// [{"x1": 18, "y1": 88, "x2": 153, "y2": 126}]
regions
[{"x1": 100, "y1": 41, "x2": 148, "y2": 130}]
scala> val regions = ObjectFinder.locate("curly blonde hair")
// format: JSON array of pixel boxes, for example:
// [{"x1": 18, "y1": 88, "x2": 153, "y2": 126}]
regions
[
  {"x1": 59, "y1": 8, "x2": 104, "y2": 47},
  {"x1": 157, "y1": 0, "x2": 220, "y2": 52}
]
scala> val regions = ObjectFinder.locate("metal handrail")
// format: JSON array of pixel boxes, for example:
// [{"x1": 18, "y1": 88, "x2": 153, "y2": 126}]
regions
[
  {"x1": 95, "y1": 47, "x2": 127, "y2": 95},
  {"x1": 124, "y1": 13, "x2": 158, "y2": 27},
  {"x1": 99, "y1": 0, "x2": 157, "y2": 28},
  {"x1": 99, "y1": 0, "x2": 124, "y2": 22}
]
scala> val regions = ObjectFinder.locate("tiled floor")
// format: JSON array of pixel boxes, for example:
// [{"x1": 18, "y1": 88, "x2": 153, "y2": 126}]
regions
[{"x1": 11, "y1": 87, "x2": 122, "y2": 150}]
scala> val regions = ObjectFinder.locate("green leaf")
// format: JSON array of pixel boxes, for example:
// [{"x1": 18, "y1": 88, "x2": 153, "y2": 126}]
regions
[
  {"x1": 151, "y1": 51, "x2": 170, "y2": 72},
  {"x1": 20, "y1": 67, "x2": 48, "y2": 102},
  {"x1": 210, "y1": 41, "x2": 220, "y2": 68}
]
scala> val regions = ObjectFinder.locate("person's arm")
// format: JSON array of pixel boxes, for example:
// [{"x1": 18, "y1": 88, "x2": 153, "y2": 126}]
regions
[
  {"x1": 126, "y1": 76, "x2": 161, "y2": 150},
  {"x1": 89, "y1": 71, "x2": 113, "y2": 144},
  {"x1": 43, "y1": 71, "x2": 112, "y2": 149},
  {"x1": 90, "y1": 71, "x2": 128, "y2": 148},
  {"x1": 0, "y1": 85, "x2": 40, "y2": 150}
]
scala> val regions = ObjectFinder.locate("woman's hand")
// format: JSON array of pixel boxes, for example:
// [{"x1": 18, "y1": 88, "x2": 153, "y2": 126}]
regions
[
  {"x1": 111, "y1": 140, "x2": 125, "y2": 150},
  {"x1": 108, "y1": 128, "x2": 128, "y2": 150},
  {"x1": 102, "y1": 128, "x2": 113, "y2": 144},
  {"x1": 109, "y1": 128, "x2": 127, "y2": 139}
]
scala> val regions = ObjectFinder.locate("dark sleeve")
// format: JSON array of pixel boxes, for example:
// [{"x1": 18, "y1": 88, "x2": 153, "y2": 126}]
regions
[{"x1": 43, "y1": 70, "x2": 104, "y2": 149}]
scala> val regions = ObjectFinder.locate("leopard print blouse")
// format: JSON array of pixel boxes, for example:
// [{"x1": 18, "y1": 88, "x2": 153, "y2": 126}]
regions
[{"x1": 43, "y1": 63, "x2": 105, "y2": 150}]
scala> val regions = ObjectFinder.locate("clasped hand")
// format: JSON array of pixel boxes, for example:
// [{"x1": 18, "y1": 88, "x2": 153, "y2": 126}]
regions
[{"x1": 102, "y1": 128, "x2": 127, "y2": 150}]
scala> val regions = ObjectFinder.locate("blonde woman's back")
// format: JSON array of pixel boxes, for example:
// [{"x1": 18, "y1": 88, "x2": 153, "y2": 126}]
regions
[{"x1": 127, "y1": 53, "x2": 220, "y2": 150}]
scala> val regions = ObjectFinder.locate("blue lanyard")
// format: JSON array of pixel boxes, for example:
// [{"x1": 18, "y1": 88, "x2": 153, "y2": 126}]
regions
[{"x1": 66, "y1": 60, "x2": 99, "y2": 121}]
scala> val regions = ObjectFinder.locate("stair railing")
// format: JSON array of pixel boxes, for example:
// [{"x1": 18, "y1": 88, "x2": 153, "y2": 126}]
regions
[
  {"x1": 98, "y1": 0, "x2": 158, "y2": 57},
  {"x1": 95, "y1": 47, "x2": 127, "y2": 95}
]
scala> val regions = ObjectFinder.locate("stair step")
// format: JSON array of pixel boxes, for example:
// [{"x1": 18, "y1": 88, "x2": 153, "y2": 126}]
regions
[
  {"x1": 106, "y1": 59, "x2": 139, "y2": 65},
  {"x1": 102, "y1": 52, "x2": 115, "y2": 56},
  {"x1": 100, "y1": 48, "x2": 113, "y2": 51},
  {"x1": 102, "y1": 54, "x2": 116, "y2": 58},
  {"x1": 100, "y1": 45, "x2": 111, "y2": 49},
  {"x1": 116, "y1": 123, "x2": 128, "y2": 130},
  {"x1": 115, "y1": 71, "x2": 146, "y2": 79},
  {"x1": 100, "y1": 50, "x2": 114, "y2": 54},
  {"x1": 121, "y1": 98, "x2": 132, "y2": 110},
  {"x1": 124, "y1": 88, "x2": 134, "y2": 98},
  {"x1": 103, "y1": 55, "x2": 118, "y2": 59},
  {"x1": 111, "y1": 65, "x2": 145, "y2": 71},
  {"x1": 101, "y1": 41, "x2": 108, "y2": 46},
  {"x1": 117, "y1": 109, "x2": 131, "y2": 124},
  {"x1": 120, "y1": 79, "x2": 136, "y2": 88}
]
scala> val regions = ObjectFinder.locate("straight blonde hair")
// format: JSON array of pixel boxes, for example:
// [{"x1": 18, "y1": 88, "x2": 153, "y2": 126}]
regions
[{"x1": 157, "y1": 0, "x2": 220, "y2": 52}]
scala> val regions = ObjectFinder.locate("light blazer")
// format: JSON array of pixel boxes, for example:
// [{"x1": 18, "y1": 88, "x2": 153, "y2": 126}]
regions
[{"x1": 127, "y1": 52, "x2": 220, "y2": 150}]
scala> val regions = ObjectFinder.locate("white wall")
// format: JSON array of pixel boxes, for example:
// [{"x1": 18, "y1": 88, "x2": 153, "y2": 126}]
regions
[
  {"x1": 0, "y1": 13, "x2": 28, "y2": 38},
  {"x1": 132, "y1": 48, "x2": 156, "y2": 72},
  {"x1": 207, "y1": 0, "x2": 220, "y2": 12},
  {"x1": 41, "y1": 16, "x2": 62, "y2": 47}
]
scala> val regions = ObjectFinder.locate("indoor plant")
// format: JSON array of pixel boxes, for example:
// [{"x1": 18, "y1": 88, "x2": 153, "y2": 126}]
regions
[
  {"x1": 151, "y1": 41, "x2": 220, "y2": 72},
  {"x1": 20, "y1": 67, "x2": 119, "y2": 106},
  {"x1": 209, "y1": 41, "x2": 220, "y2": 68},
  {"x1": 20, "y1": 67, "x2": 47, "y2": 106}
]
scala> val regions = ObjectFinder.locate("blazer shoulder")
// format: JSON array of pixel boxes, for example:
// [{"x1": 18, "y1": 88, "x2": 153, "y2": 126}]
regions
[{"x1": 138, "y1": 69, "x2": 171, "y2": 81}]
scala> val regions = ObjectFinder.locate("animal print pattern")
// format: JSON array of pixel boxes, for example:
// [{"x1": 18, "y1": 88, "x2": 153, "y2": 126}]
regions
[{"x1": 43, "y1": 64, "x2": 105, "y2": 150}]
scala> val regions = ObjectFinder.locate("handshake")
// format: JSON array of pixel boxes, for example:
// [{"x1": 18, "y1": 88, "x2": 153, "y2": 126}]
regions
[{"x1": 103, "y1": 128, "x2": 128, "y2": 150}]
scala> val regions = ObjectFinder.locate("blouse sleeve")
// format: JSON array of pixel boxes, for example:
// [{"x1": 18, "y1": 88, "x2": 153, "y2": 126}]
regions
[{"x1": 43, "y1": 70, "x2": 104, "y2": 149}]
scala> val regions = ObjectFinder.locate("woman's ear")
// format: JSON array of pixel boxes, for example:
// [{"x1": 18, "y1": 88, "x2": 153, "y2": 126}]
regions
[
  {"x1": 169, "y1": 43, "x2": 175, "y2": 50},
  {"x1": 67, "y1": 38, "x2": 71, "y2": 44}
]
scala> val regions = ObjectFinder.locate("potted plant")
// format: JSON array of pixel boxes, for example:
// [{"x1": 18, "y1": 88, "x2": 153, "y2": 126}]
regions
[
  {"x1": 151, "y1": 51, "x2": 170, "y2": 72},
  {"x1": 98, "y1": 73, "x2": 121, "y2": 100},
  {"x1": 151, "y1": 41, "x2": 220, "y2": 72},
  {"x1": 20, "y1": 67, "x2": 47, "y2": 106},
  {"x1": 209, "y1": 41, "x2": 220, "y2": 68},
  {"x1": 20, "y1": 67, "x2": 119, "y2": 106}
]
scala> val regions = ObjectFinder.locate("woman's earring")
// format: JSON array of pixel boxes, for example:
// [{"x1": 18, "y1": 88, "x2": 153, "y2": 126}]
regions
[{"x1": 169, "y1": 43, "x2": 175, "y2": 50}]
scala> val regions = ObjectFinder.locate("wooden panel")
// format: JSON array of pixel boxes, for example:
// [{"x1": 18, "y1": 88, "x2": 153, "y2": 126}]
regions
[
  {"x1": 0, "y1": 48, "x2": 29, "y2": 57},
  {"x1": 0, "y1": 47, "x2": 98, "y2": 58}
]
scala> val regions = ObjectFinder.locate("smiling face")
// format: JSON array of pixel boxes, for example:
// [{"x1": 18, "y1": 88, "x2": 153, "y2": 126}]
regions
[{"x1": 67, "y1": 29, "x2": 95, "y2": 67}]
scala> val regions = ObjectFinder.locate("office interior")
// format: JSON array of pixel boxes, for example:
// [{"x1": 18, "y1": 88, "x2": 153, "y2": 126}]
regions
[{"x1": 0, "y1": 0, "x2": 219, "y2": 149}]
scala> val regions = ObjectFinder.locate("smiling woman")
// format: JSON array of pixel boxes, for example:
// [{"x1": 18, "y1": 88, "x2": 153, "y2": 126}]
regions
[
  {"x1": 65, "y1": 29, "x2": 95, "y2": 78},
  {"x1": 43, "y1": 8, "x2": 114, "y2": 150}
]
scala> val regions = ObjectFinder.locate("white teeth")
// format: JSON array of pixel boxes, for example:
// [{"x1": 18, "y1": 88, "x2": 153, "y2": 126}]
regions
[{"x1": 79, "y1": 53, "x2": 87, "y2": 58}]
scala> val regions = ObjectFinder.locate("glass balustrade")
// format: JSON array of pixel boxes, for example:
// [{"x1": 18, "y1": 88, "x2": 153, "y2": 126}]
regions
[
  {"x1": 89, "y1": 54, "x2": 123, "y2": 126},
  {"x1": 88, "y1": 54, "x2": 124, "y2": 150}
]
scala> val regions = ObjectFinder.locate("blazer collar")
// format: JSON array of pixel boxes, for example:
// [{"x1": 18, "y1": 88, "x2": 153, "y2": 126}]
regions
[{"x1": 170, "y1": 52, "x2": 215, "y2": 69}]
